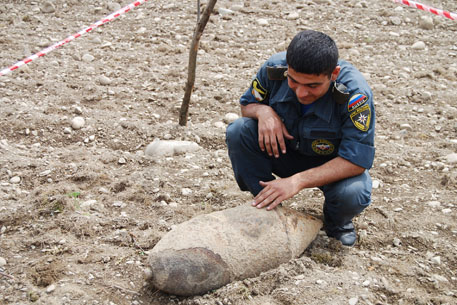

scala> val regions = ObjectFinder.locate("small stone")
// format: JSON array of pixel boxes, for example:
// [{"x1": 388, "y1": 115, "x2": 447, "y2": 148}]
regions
[
  {"x1": 144, "y1": 268, "x2": 153, "y2": 279},
  {"x1": 41, "y1": 2, "x2": 55, "y2": 13},
  {"x1": 181, "y1": 188, "x2": 192, "y2": 196},
  {"x1": 362, "y1": 280, "x2": 370, "y2": 287},
  {"x1": 411, "y1": 41, "x2": 426, "y2": 50},
  {"x1": 442, "y1": 208, "x2": 452, "y2": 214},
  {"x1": 399, "y1": 124, "x2": 413, "y2": 131},
  {"x1": 107, "y1": 2, "x2": 122, "y2": 11},
  {"x1": 257, "y1": 19, "x2": 269, "y2": 26},
  {"x1": 118, "y1": 158, "x2": 126, "y2": 164},
  {"x1": 98, "y1": 75, "x2": 112, "y2": 86},
  {"x1": 393, "y1": 237, "x2": 401, "y2": 247},
  {"x1": 0, "y1": 257, "x2": 6, "y2": 266},
  {"x1": 286, "y1": 12, "x2": 300, "y2": 20},
  {"x1": 427, "y1": 201, "x2": 441, "y2": 208},
  {"x1": 431, "y1": 256, "x2": 441, "y2": 265},
  {"x1": 214, "y1": 121, "x2": 225, "y2": 129},
  {"x1": 349, "y1": 297, "x2": 359, "y2": 305},
  {"x1": 71, "y1": 117, "x2": 85, "y2": 130},
  {"x1": 224, "y1": 113, "x2": 239, "y2": 124},
  {"x1": 10, "y1": 176, "x2": 21, "y2": 184},
  {"x1": 419, "y1": 16, "x2": 434, "y2": 30},
  {"x1": 218, "y1": 8, "x2": 234, "y2": 16},
  {"x1": 390, "y1": 16, "x2": 402, "y2": 25},
  {"x1": 372, "y1": 180, "x2": 381, "y2": 189},
  {"x1": 145, "y1": 140, "x2": 200, "y2": 157},
  {"x1": 46, "y1": 284, "x2": 56, "y2": 293},
  {"x1": 82, "y1": 54, "x2": 95, "y2": 62},
  {"x1": 445, "y1": 153, "x2": 457, "y2": 164},
  {"x1": 63, "y1": 127, "x2": 72, "y2": 134}
]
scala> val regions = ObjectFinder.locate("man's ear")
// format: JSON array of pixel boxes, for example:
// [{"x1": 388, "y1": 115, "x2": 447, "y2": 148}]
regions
[{"x1": 331, "y1": 66, "x2": 341, "y2": 81}]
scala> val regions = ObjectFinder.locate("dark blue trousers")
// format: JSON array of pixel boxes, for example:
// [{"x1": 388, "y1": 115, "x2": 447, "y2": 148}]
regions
[{"x1": 226, "y1": 117, "x2": 372, "y2": 227}]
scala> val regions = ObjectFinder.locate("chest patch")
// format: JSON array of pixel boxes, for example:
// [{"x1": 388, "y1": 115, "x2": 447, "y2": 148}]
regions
[
  {"x1": 251, "y1": 78, "x2": 267, "y2": 102},
  {"x1": 350, "y1": 104, "x2": 371, "y2": 131},
  {"x1": 348, "y1": 93, "x2": 368, "y2": 112},
  {"x1": 312, "y1": 139, "x2": 335, "y2": 155}
]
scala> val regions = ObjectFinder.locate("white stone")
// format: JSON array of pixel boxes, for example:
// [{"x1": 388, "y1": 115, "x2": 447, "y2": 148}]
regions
[
  {"x1": 372, "y1": 180, "x2": 381, "y2": 189},
  {"x1": 218, "y1": 8, "x2": 234, "y2": 16},
  {"x1": 46, "y1": 284, "x2": 56, "y2": 293},
  {"x1": 419, "y1": 16, "x2": 434, "y2": 30},
  {"x1": 71, "y1": 117, "x2": 85, "y2": 130},
  {"x1": 442, "y1": 208, "x2": 452, "y2": 214},
  {"x1": 41, "y1": 2, "x2": 55, "y2": 13},
  {"x1": 107, "y1": 2, "x2": 121, "y2": 11},
  {"x1": 399, "y1": 124, "x2": 413, "y2": 131},
  {"x1": 118, "y1": 158, "x2": 127, "y2": 164},
  {"x1": 98, "y1": 75, "x2": 112, "y2": 86},
  {"x1": 145, "y1": 140, "x2": 200, "y2": 157},
  {"x1": 214, "y1": 121, "x2": 225, "y2": 129},
  {"x1": 224, "y1": 113, "x2": 239, "y2": 124},
  {"x1": 257, "y1": 18, "x2": 269, "y2": 26},
  {"x1": 431, "y1": 256, "x2": 441, "y2": 265},
  {"x1": 445, "y1": 153, "x2": 457, "y2": 164},
  {"x1": 286, "y1": 12, "x2": 300, "y2": 20},
  {"x1": 81, "y1": 200, "x2": 97, "y2": 209},
  {"x1": 411, "y1": 41, "x2": 426, "y2": 50},
  {"x1": 0, "y1": 257, "x2": 6, "y2": 266},
  {"x1": 427, "y1": 201, "x2": 441, "y2": 208},
  {"x1": 82, "y1": 54, "x2": 95, "y2": 62},
  {"x1": 10, "y1": 176, "x2": 21, "y2": 184},
  {"x1": 349, "y1": 297, "x2": 359, "y2": 305},
  {"x1": 181, "y1": 188, "x2": 192, "y2": 196}
]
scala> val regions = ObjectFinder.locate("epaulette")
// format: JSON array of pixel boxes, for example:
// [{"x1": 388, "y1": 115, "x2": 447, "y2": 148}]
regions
[
  {"x1": 332, "y1": 82, "x2": 350, "y2": 104},
  {"x1": 267, "y1": 66, "x2": 288, "y2": 81}
]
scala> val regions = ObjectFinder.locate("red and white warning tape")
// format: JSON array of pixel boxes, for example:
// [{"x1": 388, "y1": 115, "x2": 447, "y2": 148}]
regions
[
  {"x1": 393, "y1": 0, "x2": 457, "y2": 21},
  {"x1": 0, "y1": 0, "x2": 149, "y2": 77}
]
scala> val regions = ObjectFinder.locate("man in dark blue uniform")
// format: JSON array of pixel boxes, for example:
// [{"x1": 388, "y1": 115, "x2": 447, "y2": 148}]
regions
[{"x1": 226, "y1": 30, "x2": 375, "y2": 246}]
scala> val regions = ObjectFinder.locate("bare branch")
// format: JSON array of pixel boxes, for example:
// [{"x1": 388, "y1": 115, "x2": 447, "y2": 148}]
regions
[{"x1": 179, "y1": 0, "x2": 218, "y2": 126}]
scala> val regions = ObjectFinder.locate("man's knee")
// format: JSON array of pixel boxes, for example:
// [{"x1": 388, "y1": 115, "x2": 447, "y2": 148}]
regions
[{"x1": 226, "y1": 117, "x2": 257, "y2": 149}]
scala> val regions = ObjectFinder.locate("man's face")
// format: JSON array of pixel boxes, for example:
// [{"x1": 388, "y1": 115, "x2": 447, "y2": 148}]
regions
[{"x1": 287, "y1": 66, "x2": 340, "y2": 105}]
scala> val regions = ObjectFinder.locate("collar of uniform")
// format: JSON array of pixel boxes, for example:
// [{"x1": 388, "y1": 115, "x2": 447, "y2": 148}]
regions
[{"x1": 301, "y1": 87, "x2": 333, "y2": 123}]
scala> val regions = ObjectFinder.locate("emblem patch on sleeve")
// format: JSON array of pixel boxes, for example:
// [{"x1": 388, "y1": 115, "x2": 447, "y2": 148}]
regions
[
  {"x1": 350, "y1": 104, "x2": 371, "y2": 131},
  {"x1": 348, "y1": 93, "x2": 368, "y2": 112},
  {"x1": 312, "y1": 139, "x2": 335, "y2": 155},
  {"x1": 251, "y1": 78, "x2": 267, "y2": 102}
]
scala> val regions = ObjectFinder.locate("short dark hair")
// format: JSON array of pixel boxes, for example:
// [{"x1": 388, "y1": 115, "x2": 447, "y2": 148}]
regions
[{"x1": 286, "y1": 30, "x2": 338, "y2": 77}]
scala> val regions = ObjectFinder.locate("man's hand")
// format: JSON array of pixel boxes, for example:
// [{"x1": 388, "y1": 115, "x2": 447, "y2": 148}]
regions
[
  {"x1": 256, "y1": 107, "x2": 294, "y2": 158},
  {"x1": 252, "y1": 176, "x2": 301, "y2": 210}
]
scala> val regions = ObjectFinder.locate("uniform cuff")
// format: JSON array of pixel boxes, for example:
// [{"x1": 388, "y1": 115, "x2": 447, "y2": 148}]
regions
[{"x1": 338, "y1": 140, "x2": 375, "y2": 169}]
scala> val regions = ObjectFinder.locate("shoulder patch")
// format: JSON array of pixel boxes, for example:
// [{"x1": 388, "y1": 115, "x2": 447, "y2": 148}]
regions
[
  {"x1": 251, "y1": 78, "x2": 268, "y2": 102},
  {"x1": 350, "y1": 104, "x2": 371, "y2": 131},
  {"x1": 348, "y1": 93, "x2": 368, "y2": 112}
]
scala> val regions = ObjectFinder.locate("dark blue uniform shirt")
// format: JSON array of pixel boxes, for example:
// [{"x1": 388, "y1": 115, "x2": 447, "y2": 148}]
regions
[{"x1": 240, "y1": 51, "x2": 375, "y2": 169}]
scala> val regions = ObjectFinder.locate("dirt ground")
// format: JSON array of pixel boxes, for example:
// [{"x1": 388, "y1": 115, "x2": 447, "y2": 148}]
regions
[{"x1": 0, "y1": 0, "x2": 456, "y2": 304}]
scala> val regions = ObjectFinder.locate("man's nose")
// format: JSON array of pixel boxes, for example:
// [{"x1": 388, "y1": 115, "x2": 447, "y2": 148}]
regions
[{"x1": 296, "y1": 85, "x2": 309, "y2": 98}]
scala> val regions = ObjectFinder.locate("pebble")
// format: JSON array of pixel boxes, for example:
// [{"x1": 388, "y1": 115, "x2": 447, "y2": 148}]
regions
[
  {"x1": 118, "y1": 158, "x2": 127, "y2": 164},
  {"x1": 419, "y1": 16, "x2": 434, "y2": 30},
  {"x1": 372, "y1": 179, "x2": 381, "y2": 189},
  {"x1": 442, "y1": 208, "x2": 452, "y2": 214},
  {"x1": 63, "y1": 127, "x2": 72, "y2": 134},
  {"x1": 445, "y1": 153, "x2": 457, "y2": 164},
  {"x1": 10, "y1": 176, "x2": 21, "y2": 184},
  {"x1": 224, "y1": 113, "x2": 239, "y2": 124},
  {"x1": 41, "y1": 2, "x2": 55, "y2": 13},
  {"x1": 393, "y1": 237, "x2": 401, "y2": 247},
  {"x1": 286, "y1": 12, "x2": 300, "y2": 20},
  {"x1": 181, "y1": 188, "x2": 192, "y2": 196},
  {"x1": 0, "y1": 257, "x2": 6, "y2": 266},
  {"x1": 81, "y1": 200, "x2": 97, "y2": 209},
  {"x1": 411, "y1": 41, "x2": 426, "y2": 50},
  {"x1": 82, "y1": 54, "x2": 95, "y2": 62},
  {"x1": 145, "y1": 140, "x2": 200, "y2": 157},
  {"x1": 98, "y1": 75, "x2": 112, "y2": 86},
  {"x1": 399, "y1": 124, "x2": 412, "y2": 131},
  {"x1": 349, "y1": 297, "x2": 359, "y2": 305},
  {"x1": 257, "y1": 19, "x2": 269, "y2": 26},
  {"x1": 46, "y1": 284, "x2": 56, "y2": 293},
  {"x1": 430, "y1": 256, "x2": 441, "y2": 265},
  {"x1": 107, "y1": 2, "x2": 121, "y2": 11},
  {"x1": 71, "y1": 117, "x2": 85, "y2": 130},
  {"x1": 218, "y1": 8, "x2": 234, "y2": 16},
  {"x1": 214, "y1": 121, "x2": 225, "y2": 129}
]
